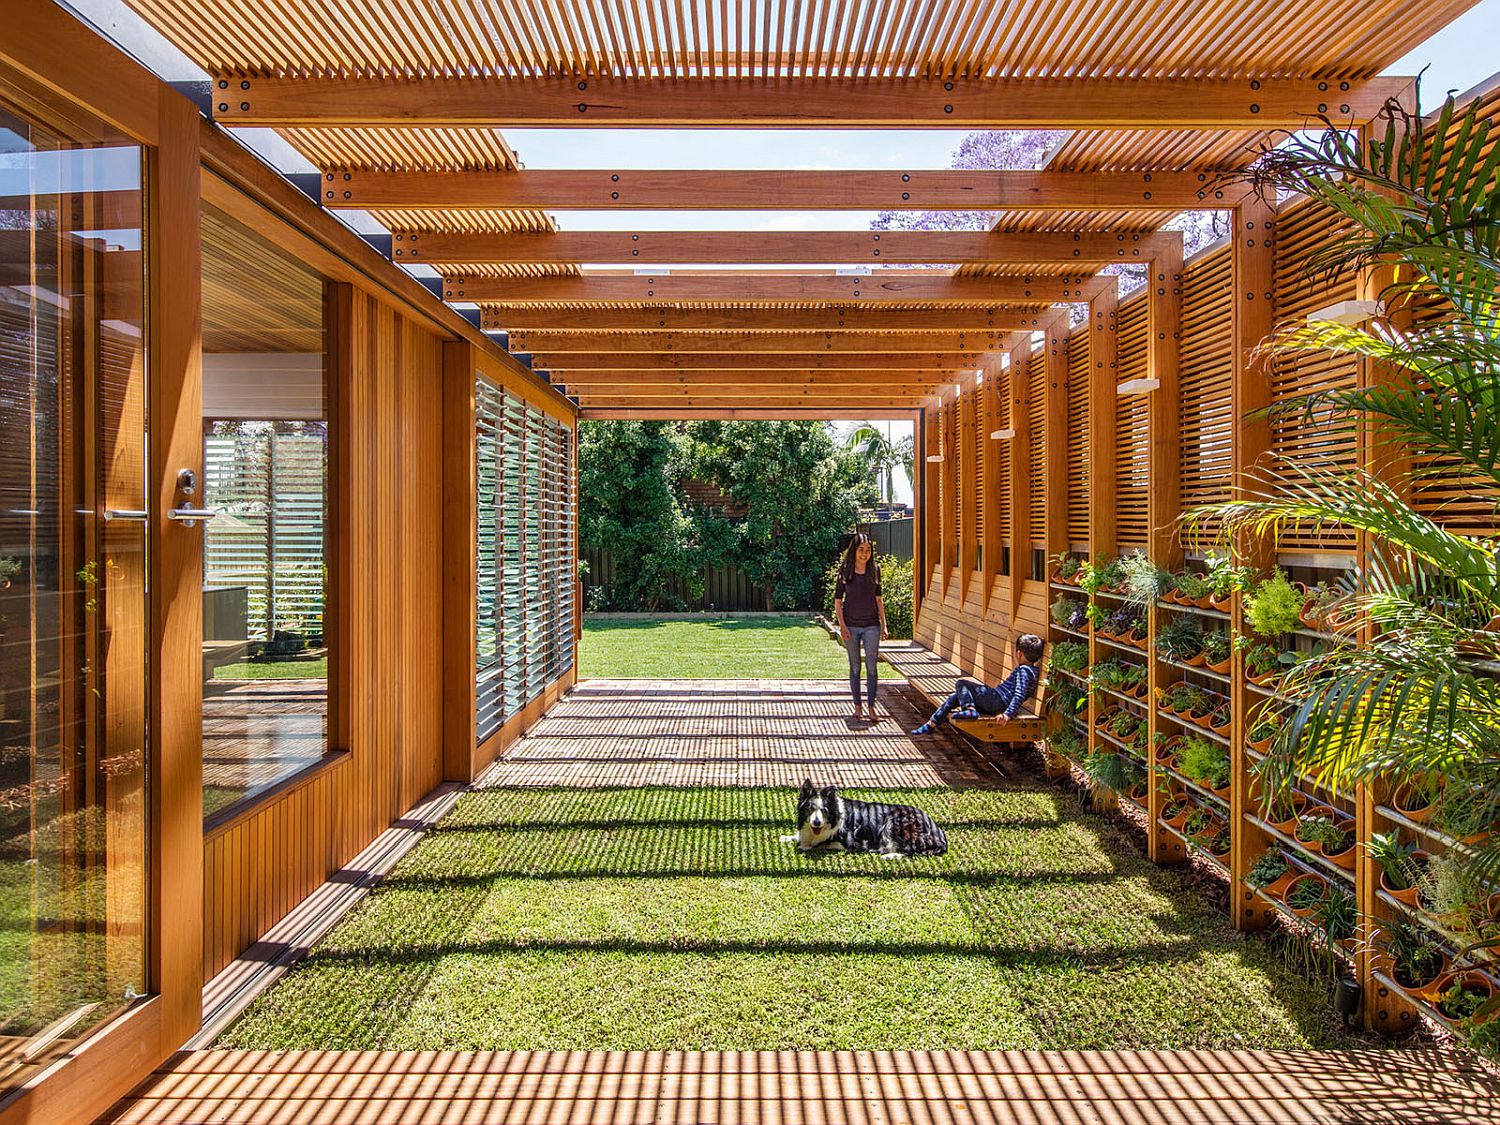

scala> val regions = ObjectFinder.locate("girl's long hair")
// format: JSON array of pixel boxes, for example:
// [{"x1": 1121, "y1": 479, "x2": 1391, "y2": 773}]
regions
[{"x1": 839, "y1": 533, "x2": 880, "y2": 584}]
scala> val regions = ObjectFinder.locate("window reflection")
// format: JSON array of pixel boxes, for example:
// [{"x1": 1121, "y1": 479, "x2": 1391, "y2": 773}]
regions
[
  {"x1": 0, "y1": 99, "x2": 147, "y2": 1095},
  {"x1": 199, "y1": 205, "x2": 329, "y2": 820}
]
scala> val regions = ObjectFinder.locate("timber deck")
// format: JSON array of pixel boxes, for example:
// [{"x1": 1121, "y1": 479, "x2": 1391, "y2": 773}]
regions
[{"x1": 105, "y1": 1046, "x2": 1500, "y2": 1124}]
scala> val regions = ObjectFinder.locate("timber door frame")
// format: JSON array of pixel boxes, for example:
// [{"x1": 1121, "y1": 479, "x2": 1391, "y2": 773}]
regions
[{"x1": 0, "y1": 4, "x2": 205, "y2": 1122}]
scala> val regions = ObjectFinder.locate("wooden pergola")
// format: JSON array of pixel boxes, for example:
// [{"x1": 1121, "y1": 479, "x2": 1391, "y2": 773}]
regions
[{"x1": 128, "y1": 0, "x2": 1448, "y2": 418}]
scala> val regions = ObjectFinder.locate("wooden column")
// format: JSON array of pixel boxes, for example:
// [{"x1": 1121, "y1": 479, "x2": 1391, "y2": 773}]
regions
[
  {"x1": 440, "y1": 340, "x2": 478, "y2": 782},
  {"x1": 1145, "y1": 239, "x2": 1186, "y2": 863},
  {"x1": 1008, "y1": 338, "x2": 1033, "y2": 624},
  {"x1": 1085, "y1": 283, "x2": 1119, "y2": 769},
  {"x1": 940, "y1": 396, "x2": 958, "y2": 599},
  {"x1": 1228, "y1": 198, "x2": 1279, "y2": 933},
  {"x1": 922, "y1": 408, "x2": 941, "y2": 603},
  {"x1": 913, "y1": 407, "x2": 927, "y2": 619},
  {"x1": 980, "y1": 360, "x2": 1003, "y2": 616},
  {"x1": 958, "y1": 381, "x2": 979, "y2": 601},
  {"x1": 1043, "y1": 313, "x2": 1071, "y2": 563}
]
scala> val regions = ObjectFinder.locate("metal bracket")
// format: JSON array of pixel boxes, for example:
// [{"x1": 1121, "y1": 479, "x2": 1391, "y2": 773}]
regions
[
  {"x1": 361, "y1": 232, "x2": 394, "y2": 258},
  {"x1": 168, "y1": 81, "x2": 214, "y2": 118},
  {"x1": 285, "y1": 173, "x2": 324, "y2": 204}
]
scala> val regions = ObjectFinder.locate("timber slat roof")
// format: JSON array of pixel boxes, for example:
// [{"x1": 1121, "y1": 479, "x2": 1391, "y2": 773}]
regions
[{"x1": 123, "y1": 0, "x2": 1476, "y2": 413}]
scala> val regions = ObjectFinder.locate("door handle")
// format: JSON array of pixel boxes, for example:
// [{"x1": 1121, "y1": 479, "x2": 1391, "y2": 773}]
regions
[
  {"x1": 167, "y1": 506, "x2": 218, "y2": 524},
  {"x1": 103, "y1": 509, "x2": 149, "y2": 521}
]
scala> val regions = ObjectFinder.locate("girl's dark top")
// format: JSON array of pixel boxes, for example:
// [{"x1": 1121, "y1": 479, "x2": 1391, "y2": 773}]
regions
[{"x1": 836, "y1": 565, "x2": 882, "y2": 628}]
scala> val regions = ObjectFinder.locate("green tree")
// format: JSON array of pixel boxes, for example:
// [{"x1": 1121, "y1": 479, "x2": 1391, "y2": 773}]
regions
[
  {"x1": 843, "y1": 422, "x2": 914, "y2": 505},
  {"x1": 685, "y1": 421, "x2": 876, "y2": 609},
  {"x1": 578, "y1": 421, "x2": 694, "y2": 610}
]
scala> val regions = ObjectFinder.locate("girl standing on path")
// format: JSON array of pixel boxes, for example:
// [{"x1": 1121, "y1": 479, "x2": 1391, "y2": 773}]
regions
[{"x1": 834, "y1": 533, "x2": 888, "y2": 723}]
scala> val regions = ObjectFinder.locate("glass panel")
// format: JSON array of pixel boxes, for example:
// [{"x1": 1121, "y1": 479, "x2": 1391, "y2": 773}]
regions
[
  {"x1": 0, "y1": 98, "x2": 148, "y2": 1094},
  {"x1": 199, "y1": 205, "x2": 328, "y2": 819},
  {"x1": 474, "y1": 376, "x2": 504, "y2": 740}
]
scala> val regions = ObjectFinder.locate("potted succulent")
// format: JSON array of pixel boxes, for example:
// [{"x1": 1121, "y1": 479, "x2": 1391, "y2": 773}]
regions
[
  {"x1": 1155, "y1": 618, "x2": 1204, "y2": 665},
  {"x1": 1244, "y1": 569, "x2": 1306, "y2": 638},
  {"x1": 1283, "y1": 872, "x2": 1330, "y2": 918},
  {"x1": 1369, "y1": 830, "x2": 1429, "y2": 908},
  {"x1": 1433, "y1": 972, "x2": 1496, "y2": 1029},
  {"x1": 1377, "y1": 921, "x2": 1449, "y2": 1001},
  {"x1": 1297, "y1": 813, "x2": 1357, "y2": 870},
  {"x1": 1202, "y1": 629, "x2": 1233, "y2": 674},
  {"x1": 1246, "y1": 848, "x2": 1295, "y2": 897},
  {"x1": 1178, "y1": 733, "x2": 1230, "y2": 795}
]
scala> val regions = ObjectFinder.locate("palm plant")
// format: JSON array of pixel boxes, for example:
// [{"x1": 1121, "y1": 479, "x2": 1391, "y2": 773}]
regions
[
  {"x1": 843, "y1": 423, "x2": 912, "y2": 506},
  {"x1": 1183, "y1": 91, "x2": 1500, "y2": 921}
]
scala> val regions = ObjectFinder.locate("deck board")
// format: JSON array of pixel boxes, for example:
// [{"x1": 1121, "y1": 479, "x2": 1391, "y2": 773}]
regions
[{"x1": 105, "y1": 1047, "x2": 1500, "y2": 1124}]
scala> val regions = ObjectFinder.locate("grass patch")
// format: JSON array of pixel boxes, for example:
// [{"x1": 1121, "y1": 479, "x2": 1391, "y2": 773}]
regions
[
  {"x1": 219, "y1": 784, "x2": 1370, "y2": 1052},
  {"x1": 214, "y1": 656, "x2": 327, "y2": 680},
  {"x1": 579, "y1": 617, "x2": 849, "y2": 679}
]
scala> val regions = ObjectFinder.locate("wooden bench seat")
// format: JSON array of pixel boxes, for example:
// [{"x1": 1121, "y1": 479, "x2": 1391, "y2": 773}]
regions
[{"x1": 879, "y1": 641, "x2": 1050, "y2": 745}]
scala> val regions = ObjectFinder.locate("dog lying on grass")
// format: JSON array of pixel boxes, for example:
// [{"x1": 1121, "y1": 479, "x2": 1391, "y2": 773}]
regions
[{"x1": 780, "y1": 779, "x2": 948, "y2": 858}]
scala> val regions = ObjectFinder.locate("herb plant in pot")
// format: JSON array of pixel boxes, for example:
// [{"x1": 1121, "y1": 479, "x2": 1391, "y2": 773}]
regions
[
  {"x1": 1317, "y1": 885, "x2": 1359, "y2": 950},
  {"x1": 1161, "y1": 792, "x2": 1192, "y2": 831},
  {"x1": 1049, "y1": 641, "x2": 1090, "y2": 677},
  {"x1": 1378, "y1": 921, "x2": 1449, "y2": 1001},
  {"x1": 1246, "y1": 848, "x2": 1295, "y2": 897},
  {"x1": 1178, "y1": 733, "x2": 1230, "y2": 795},
  {"x1": 1051, "y1": 551, "x2": 1083, "y2": 586},
  {"x1": 1369, "y1": 830, "x2": 1429, "y2": 908},
  {"x1": 1174, "y1": 570, "x2": 1214, "y2": 608},
  {"x1": 1050, "y1": 596, "x2": 1089, "y2": 632},
  {"x1": 1243, "y1": 641, "x2": 1286, "y2": 686},
  {"x1": 1283, "y1": 872, "x2": 1330, "y2": 918},
  {"x1": 1202, "y1": 629, "x2": 1233, "y2": 674},
  {"x1": 1247, "y1": 710, "x2": 1283, "y2": 754},
  {"x1": 1208, "y1": 701, "x2": 1232, "y2": 735},
  {"x1": 1264, "y1": 788, "x2": 1308, "y2": 835},
  {"x1": 1155, "y1": 618, "x2": 1204, "y2": 665},
  {"x1": 1391, "y1": 777, "x2": 1443, "y2": 824},
  {"x1": 1297, "y1": 813, "x2": 1357, "y2": 869},
  {"x1": 1433, "y1": 972, "x2": 1496, "y2": 1029}
]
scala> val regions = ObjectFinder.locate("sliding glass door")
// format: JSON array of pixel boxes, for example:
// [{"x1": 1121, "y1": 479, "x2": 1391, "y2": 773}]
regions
[{"x1": 0, "y1": 96, "x2": 148, "y2": 1093}]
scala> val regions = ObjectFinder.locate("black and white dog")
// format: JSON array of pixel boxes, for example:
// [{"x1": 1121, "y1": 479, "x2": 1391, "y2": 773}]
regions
[{"x1": 782, "y1": 779, "x2": 948, "y2": 858}]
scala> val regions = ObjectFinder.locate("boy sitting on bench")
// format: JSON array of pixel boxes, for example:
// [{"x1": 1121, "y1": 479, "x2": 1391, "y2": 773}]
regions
[{"x1": 912, "y1": 633, "x2": 1046, "y2": 735}]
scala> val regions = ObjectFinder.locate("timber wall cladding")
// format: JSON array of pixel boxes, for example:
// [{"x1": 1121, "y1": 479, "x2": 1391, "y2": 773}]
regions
[{"x1": 202, "y1": 287, "x2": 443, "y2": 979}]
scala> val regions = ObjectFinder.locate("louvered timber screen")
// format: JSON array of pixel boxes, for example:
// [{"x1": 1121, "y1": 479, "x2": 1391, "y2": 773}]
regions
[
  {"x1": 972, "y1": 381, "x2": 985, "y2": 569},
  {"x1": 1066, "y1": 325, "x2": 1090, "y2": 548},
  {"x1": 1178, "y1": 244, "x2": 1235, "y2": 545},
  {"x1": 475, "y1": 375, "x2": 577, "y2": 742},
  {"x1": 1026, "y1": 347, "x2": 1047, "y2": 550},
  {"x1": 1115, "y1": 294, "x2": 1151, "y2": 549},
  {"x1": 1272, "y1": 197, "x2": 1359, "y2": 551},
  {"x1": 994, "y1": 364, "x2": 1012, "y2": 552}
]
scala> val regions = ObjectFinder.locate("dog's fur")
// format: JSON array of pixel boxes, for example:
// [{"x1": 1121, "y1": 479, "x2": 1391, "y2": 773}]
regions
[{"x1": 781, "y1": 779, "x2": 947, "y2": 858}]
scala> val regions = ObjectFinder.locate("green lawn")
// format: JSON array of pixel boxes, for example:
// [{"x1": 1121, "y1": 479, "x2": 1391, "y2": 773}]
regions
[
  {"x1": 214, "y1": 655, "x2": 328, "y2": 680},
  {"x1": 580, "y1": 616, "x2": 849, "y2": 678},
  {"x1": 218, "y1": 784, "x2": 1368, "y2": 1051}
]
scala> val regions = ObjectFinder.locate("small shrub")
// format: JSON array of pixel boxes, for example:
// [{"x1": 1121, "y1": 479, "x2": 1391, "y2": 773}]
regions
[
  {"x1": 1246, "y1": 849, "x2": 1289, "y2": 889},
  {"x1": 1178, "y1": 734, "x2": 1229, "y2": 789},
  {"x1": 1245, "y1": 569, "x2": 1306, "y2": 637}
]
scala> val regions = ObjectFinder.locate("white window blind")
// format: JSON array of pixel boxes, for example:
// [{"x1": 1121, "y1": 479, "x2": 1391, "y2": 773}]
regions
[{"x1": 474, "y1": 376, "x2": 576, "y2": 742}]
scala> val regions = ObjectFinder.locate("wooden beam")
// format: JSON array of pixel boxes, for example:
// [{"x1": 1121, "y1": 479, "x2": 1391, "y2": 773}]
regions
[
  {"x1": 562, "y1": 382, "x2": 945, "y2": 397},
  {"x1": 537, "y1": 353, "x2": 984, "y2": 371},
  {"x1": 449, "y1": 273, "x2": 1105, "y2": 303},
  {"x1": 217, "y1": 74, "x2": 1411, "y2": 129},
  {"x1": 397, "y1": 229, "x2": 1180, "y2": 266},
  {"x1": 483, "y1": 306, "x2": 1058, "y2": 331},
  {"x1": 324, "y1": 168, "x2": 1238, "y2": 212},
  {"x1": 513, "y1": 329, "x2": 1017, "y2": 353},
  {"x1": 583, "y1": 407, "x2": 920, "y2": 420},
  {"x1": 575, "y1": 395, "x2": 933, "y2": 410},
  {"x1": 551, "y1": 371, "x2": 953, "y2": 387}
]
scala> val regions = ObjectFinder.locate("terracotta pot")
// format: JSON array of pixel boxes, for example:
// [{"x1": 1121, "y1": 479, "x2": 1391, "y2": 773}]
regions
[
  {"x1": 1267, "y1": 791, "x2": 1308, "y2": 835},
  {"x1": 1392, "y1": 782, "x2": 1440, "y2": 824},
  {"x1": 1259, "y1": 869, "x2": 1298, "y2": 899},
  {"x1": 1249, "y1": 734, "x2": 1275, "y2": 755},
  {"x1": 1209, "y1": 592, "x2": 1233, "y2": 612},
  {"x1": 1294, "y1": 806, "x2": 1338, "y2": 852},
  {"x1": 1163, "y1": 801, "x2": 1192, "y2": 831},
  {"x1": 1323, "y1": 833, "x2": 1359, "y2": 871},
  {"x1": 1380, "y1": 850, "x2": 1431, "y2": 908},
  {"x1": 1282, "y1": 872, "x2": 1329, "y2": 918},
  {"x1": 1206, "y1": 655, "x2": 1232, "y2": 675},
  {"x1": 1247, "y1": 669, "x2": 1279, "y2": 687},
  {"x1": 1190, "y1": 593, "x2": 1214, "y2": 609},
  {"x1": 1210, "y1": 714, "x2": 1232, "y2": 735},
  {"x1": 1386, "y1": 954, "x2": 1458, "y2": 1002},
  {"x1": 1431, "y1": 971, "x2": 1498, "y2": 1027},
  {"x1": 1210, "y1": 778, "x2": 1234, "y2": 801},
  {"x1": 1184, "y1": 650, "x2": 1207, "y2": 667}
]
